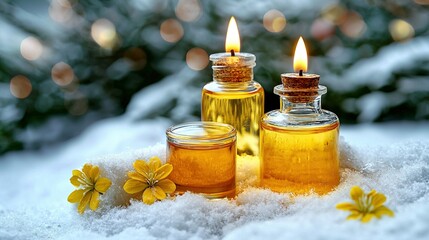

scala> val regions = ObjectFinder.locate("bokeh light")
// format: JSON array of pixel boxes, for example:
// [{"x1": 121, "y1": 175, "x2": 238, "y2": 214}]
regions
[
  {"x1": 186, "y1": 48, "x2": 209, "y2": 71},
  {"x1": 51, "y1": 62, "x2": 75, "y2": 86},
  {"x1": 321, "y1": 5, "x2": 366, "y2": 39},
  {"x1": 49, "y1": 0, "x2": 73, "y2": 23},
  {"x1": 124, "y1": 47, "x2": 147, "y2": 70},
  {"x1": 160, "y1": 19, "x2": 184, "y2": 43},
  {"x1": 338, "y1": 11, "x2": 366, "y2": 38},
  {"x1": 20, "y1": 36, "x2": 43, "y2": 61},
  {"x1": 91, "y1": 19, "x2": 118, "y2": 49},
  {"x1": 10, "y1": 75, "x2": 32, "y2": 99},
  {"x1": 321, "y1": 4, "x2": 346, "y2": 25},
  {"x1": 65, "y1": 92, "x2": 88, "y2": 116},
  {"x1": 389, "y1": 19, "x2": 415, "y2": 42},
  {"x1": 175, "y1": 0, "x2": 202, "y2": 22},
  {"x1": 311, "y1": 19, "x2": 335, "y2": 40},
  {"x1": 263, "y1": 9, "x2": 287, "y2": 33}
]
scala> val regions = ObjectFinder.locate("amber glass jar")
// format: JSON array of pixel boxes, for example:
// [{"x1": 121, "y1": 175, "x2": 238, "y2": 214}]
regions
[{"x1": 166, "y1": 122, "x2": 237, "y2": 198}]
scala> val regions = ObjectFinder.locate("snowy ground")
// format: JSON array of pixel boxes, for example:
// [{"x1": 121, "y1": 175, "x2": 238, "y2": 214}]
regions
[{"x1": 0, "y1": 119, "x2": 428, "y2": 240}]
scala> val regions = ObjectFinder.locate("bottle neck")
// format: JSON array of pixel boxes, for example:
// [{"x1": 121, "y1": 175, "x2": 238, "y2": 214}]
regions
[
  {"x1": 210, "y1": 52, "x2": 256, "y2": 83},
  {"x1": 280, "y1": 95, "x2": 323, "y2": 114},
  {"x1": 274, "y1": 84, "x2": 327, "y2": 114},
  {"x1": 213, "y1": 66, "x2": 254, "y2": 83}
]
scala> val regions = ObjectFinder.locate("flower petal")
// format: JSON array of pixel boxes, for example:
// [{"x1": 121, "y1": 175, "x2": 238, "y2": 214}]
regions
[
  {"x1": 68, "y1": 189, "x2": 85, "y2": 203},
  {"x1": 367, "y1": 190, "x2": 377, "y2": 198},
  {"x1": 70, "y1": 176, "x2": 81, "y2": 187},
  {"x1": 373, "y1": 206, "x2": 394, "y2": 218},
  {"x1": 157, "y1": 179, "x2": 176, "y2": 194},
  {"x1": 89, "y1": 191, "x2": 100, "y2": 211},
  {"x1": 89, "y1": 165, "x2": 100, "y2": 182},
  {"x1": 372, "y1": 193, "x2": 387, "y2": 208},
  {"x1": 78, "y1": 191, "x2": 92, "y2": 214},
  {"x1": 72, "y1": 169, "x2": 83, "y2": 178},
  {"x1": 346, "y1": 212, "x2": 362, "y2": 220},
  {"x1": 350, "y1": 186, "x2": 364, "y2": 202},
  {"x1": 82, "y1": 164, "x2": 93, "y2": 177},
  {"x1": 152, "y1": 186, "x2": 166, "y2": 200},
  {"x1": 361, "y1": 213, "x2": 374, "y2": 223},
  {"x1": 143, "y1": 188, "x2": 156, "y2": 205},
  {"x1": 134, "y1": 160, "x2": 150, "y2": 177},
  {"x1": 154, "y1": 164, "x2": 173, "y2": 180},
  {"x1": 95, "y1": 177, "x2": 112, "y2": 193},
  {"x1": 149, "y1": 157, "x2": 162, "y2": 172},
  {"x1": 128, "y1": 171, "x2": 147, "y2": 182},
  {"x1": 336, "y1": 202, "x2": 358, "y2": 211},
  {"x1": 123, "y1": 179, "x2": 148, "y2": 194}
]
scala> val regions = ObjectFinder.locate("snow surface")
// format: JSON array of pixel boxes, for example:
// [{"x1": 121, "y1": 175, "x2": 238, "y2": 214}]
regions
[
  {"x1": 0, "y1": 119, "x2": 428, "y2": 240},
  {"x1": 343, "y1": 37, "x2": 429, "y2": 91}
]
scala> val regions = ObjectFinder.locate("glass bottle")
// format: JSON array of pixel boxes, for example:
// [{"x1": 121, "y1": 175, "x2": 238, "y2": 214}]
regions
[
  {"x1": 166, "y1": 121, "x2": 236, "y2": 198},
  {"x1": 260, "y1": 74, "x2": 340, "y2": 194},
  {"x1": 201, "y1": 53, "x2": 264, "y2": 158}
]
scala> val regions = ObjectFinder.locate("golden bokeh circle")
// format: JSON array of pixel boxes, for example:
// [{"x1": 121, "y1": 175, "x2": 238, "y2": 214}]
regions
[
  {"x1": 186, "y1": 48, "x2": 209, "y2": 71},
  {"x1": 175, "y1": 0, "x2": 202, "y2": 22},
  {"x1": 10, "y1": 75, "x2": 32, "y2": 99},
  {"x1": 91, "y1": 19, "x2": 118, "y2": 49},
  {"x1": 389, "y1": 19, "x2": 415, "y2": 42},
  {"x1": 52, "y1": 62, "x2": 75, "y2": 86},
  {"x1": 160, "y1": 19, "x2": 184, "y2": 43},
  {"x1": 20, "y1": 37, "x2": 43, "y2": 61},
  {"x1": 263, "y1": 9, "x2": 287, "y2": 33}
]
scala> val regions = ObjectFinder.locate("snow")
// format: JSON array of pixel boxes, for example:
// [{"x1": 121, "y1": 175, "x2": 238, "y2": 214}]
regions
[
  {"x1": 337, "y1": 36, "x2": 429, "y2": 91},
  {"x1": 340, "y1": 121, "x2": 429, "y2": 147},
  {"x1": 0, "y1": 119, "x2": 428, "y2": 240}
]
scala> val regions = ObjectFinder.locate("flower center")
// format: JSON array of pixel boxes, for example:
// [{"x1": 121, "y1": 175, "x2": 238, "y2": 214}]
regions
[
  {"x1": 146, "y1": 172, "x2": 158, "y2": 187},
  {"x1": 357, "y1": 195, "x2": 374, "y2": 213},
  {"x1": 79, "y1": 175, "x2": 95, "y2": 189}
]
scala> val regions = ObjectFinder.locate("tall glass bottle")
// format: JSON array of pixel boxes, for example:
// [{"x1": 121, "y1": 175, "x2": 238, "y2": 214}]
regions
[
  {"x1": 202, "y1": 53, "x2": 264, "y2": 158},
  {"x1": 260, "y1": 73, "x2": 340, "y2": 194}
]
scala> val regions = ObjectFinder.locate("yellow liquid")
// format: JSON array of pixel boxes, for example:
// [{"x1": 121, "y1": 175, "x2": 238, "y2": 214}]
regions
[
  {"x1": 201, "y1": 87, "x2": 264, "y2": 157},
  {"x1": 167, "y1": 141, "x2": 236, "y2": 198},
  {"x1": 260, "y1": 122, "x2": 340, "y2": 194}
]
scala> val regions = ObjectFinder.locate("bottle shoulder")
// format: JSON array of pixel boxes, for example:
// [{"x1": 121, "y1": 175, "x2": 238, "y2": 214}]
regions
[
  {"x1": 262, "y1": 109, "x2": 339, "y2": 128},
  {"x1": 203, "y1": 81, "x2": 264, "y2": 94}
]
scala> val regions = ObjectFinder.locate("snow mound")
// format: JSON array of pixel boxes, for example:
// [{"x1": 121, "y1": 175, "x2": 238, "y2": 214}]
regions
[{"x1": 1, "y1": 138, "x2": 429, "y2": 240}]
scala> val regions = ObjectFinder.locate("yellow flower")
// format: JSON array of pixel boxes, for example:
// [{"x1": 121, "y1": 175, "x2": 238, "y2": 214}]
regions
[
  {"x1": 123, "y1": 156, "x2": 176, "y2": 205},
  {"x1": 336, "y1": 186, "x2": 394, "y2": 223},
  {"x1": 67, "y1": 163, "x2": 112, "y2": 214}
]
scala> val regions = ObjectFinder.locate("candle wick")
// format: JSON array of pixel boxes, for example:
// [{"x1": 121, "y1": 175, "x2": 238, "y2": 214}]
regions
[
  {"x1": 299, "y1": 70, "x2": 303, "y2": 76},
  {"x1": 230, "y1": 49, "x2": 235, "y2": 56}
]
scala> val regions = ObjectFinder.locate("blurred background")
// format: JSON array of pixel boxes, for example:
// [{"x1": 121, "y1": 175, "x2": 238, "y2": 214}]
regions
[{"x1": 0, "y1": 0, "x2": 428, "y2": 155}]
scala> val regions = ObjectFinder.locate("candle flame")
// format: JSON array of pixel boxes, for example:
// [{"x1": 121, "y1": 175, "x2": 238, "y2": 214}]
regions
[
  {"x1": 293, "y1": 36, "x2": 308, "y2": 72},
  {"x1": 225, "y1": 16, "x2": 240, "y2": 53}
]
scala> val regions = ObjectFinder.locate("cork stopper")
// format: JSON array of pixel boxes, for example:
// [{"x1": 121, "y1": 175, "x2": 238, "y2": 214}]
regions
[
  {"x1": 210, "y1": 52, "x2": 255, "y2": 82},
  {"x1": 278, "y1": 73, "x2": 320, "y2": 103}
]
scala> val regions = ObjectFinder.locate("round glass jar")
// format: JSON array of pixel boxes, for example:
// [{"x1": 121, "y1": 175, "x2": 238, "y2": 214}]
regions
[{"x1": 166, "y1": 122, "x2": 237, "y2": 198}]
